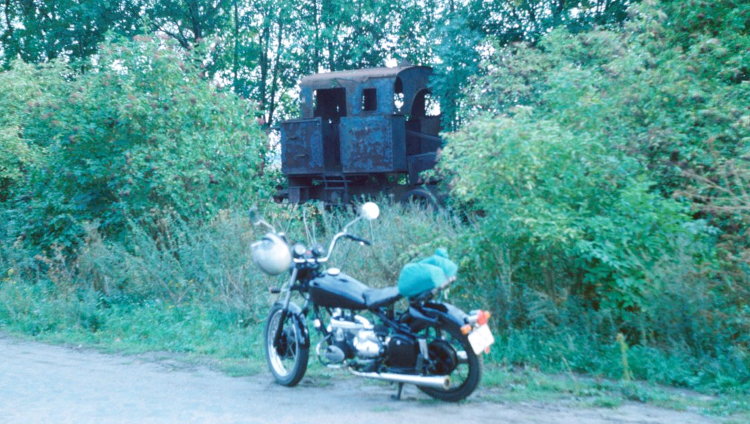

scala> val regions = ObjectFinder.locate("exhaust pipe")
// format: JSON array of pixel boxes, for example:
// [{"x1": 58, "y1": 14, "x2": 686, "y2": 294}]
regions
[{"x1": 349, "y1": 370, "x2": 450, "y2": 390}]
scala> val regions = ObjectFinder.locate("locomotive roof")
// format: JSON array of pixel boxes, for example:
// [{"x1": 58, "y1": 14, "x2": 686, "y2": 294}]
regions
[{"x1": 300, "y1": 65, "x2": 432, "y2": 87}]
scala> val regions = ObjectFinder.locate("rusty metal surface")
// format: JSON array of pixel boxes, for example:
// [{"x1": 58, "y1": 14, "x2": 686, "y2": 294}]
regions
[
  {"x1": 281, "y1": 118, "x2": 324, "y2": 175},
  {"x1": 340, "y1": 115, "x2": 406, "y2": 173},
  {"x1": 407, "y1": 152, "x2": 437, "y2": 185},
  {"x1": 279, "y1": 65, "x2": 443, "y2": 203},
  {"x1": 298, "y1": 66, "x2": 433, "y2": 120},
  {"x1": 300, "y1": 66, "x2": 431, "y2": 86}
]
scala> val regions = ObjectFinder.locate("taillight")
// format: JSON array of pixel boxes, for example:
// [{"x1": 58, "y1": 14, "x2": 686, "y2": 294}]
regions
[{"x1": 477, "y1": 310, "x2": 491, "y2": 326}]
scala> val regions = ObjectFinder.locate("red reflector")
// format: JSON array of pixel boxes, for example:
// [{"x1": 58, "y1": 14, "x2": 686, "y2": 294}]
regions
[{"x1": 477, "y1": 310, "x2": 491, "y2": 326}]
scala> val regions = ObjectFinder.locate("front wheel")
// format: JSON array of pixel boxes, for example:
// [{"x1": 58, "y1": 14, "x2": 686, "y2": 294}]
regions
[
  {"x1": 264, "y1": 304, "x2": 309, "y2": 386},
  {"x1": 418, "y1": 324, "x2": 482, "y2": 402}
]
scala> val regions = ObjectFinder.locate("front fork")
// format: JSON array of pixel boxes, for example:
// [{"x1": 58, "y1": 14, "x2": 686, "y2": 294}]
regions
[{"x1": 273, "y1": 268, "x2": 299, "y2": 348}]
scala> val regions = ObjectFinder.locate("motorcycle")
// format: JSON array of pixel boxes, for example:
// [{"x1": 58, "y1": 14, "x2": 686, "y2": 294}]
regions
[{"x1": 250, "y1": 202, "x2": 494, "y2": 402}]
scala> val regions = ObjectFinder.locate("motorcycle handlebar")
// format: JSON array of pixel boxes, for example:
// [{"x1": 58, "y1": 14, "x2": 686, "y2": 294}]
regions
[
  {"x1": 252, "y1": 208, "x2": 371, "y2": 264},
  {"x1": 343, "y1": 234, "x2": 372, "y2": 246}
]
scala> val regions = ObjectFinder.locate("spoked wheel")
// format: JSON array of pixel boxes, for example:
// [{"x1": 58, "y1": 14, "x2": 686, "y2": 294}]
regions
[
  {"x1": 264, "y1": 304, "x2": 309, "y2": 386},
  {"x1": 418, "y1": 324, "x2": 482, "y2": 402}
]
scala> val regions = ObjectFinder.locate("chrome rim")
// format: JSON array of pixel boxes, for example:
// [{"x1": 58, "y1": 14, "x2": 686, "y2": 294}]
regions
[{"x1": 267, "y1": 310, "x2": 299, "y2": 377}]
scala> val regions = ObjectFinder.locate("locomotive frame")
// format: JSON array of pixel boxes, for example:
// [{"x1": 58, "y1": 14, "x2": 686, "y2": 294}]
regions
[{"x1": 278, "y1": 65, "x2": 443, "y2": 205}]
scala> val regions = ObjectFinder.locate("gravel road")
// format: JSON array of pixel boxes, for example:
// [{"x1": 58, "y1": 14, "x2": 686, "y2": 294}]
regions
[{"x1": 0, "y1": 334, "x2": 718, "y2": 424}]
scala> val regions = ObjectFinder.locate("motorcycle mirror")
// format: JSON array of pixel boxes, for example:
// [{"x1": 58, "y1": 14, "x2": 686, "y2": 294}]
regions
[{"x1": 360, "y1": 202, "x2": 380, "y2": 221}]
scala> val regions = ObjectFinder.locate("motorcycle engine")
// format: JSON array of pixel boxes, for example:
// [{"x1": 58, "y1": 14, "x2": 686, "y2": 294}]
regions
[
  {"x1": 385, "y1": 334, "x2": 418, "y2": 369},
  {"x1": 323, "y1": 312, "x2": 383, "y2": 363}
]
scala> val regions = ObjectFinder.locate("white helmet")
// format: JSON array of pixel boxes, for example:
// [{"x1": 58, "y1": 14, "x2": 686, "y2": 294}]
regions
[{"x1": 251, "y1": 233, "x2": 292, "y2": 275}]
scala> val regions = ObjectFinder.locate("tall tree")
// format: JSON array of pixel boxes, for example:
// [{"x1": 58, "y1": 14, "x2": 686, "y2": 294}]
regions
[
  {"x1": 0, "y1": 0, "x2": 636, "y2": 126},
  {"x1": 146, "y1": 0, "x2": 231, "y2": 49},
  {"x1": 1, "y1": 0, "x2": 142, "y2": 67},
  {"x1": 426, "y1": 0, "x2": 634, "y2": 129}
]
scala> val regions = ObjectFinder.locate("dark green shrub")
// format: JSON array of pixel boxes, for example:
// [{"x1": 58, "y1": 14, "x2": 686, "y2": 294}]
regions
[
  {"x1": 438, "y1": 0, "x2": 749, "y2": 390},
  {"x1": 443, "y1": 112, "x2": 703, "y2": 313},
  {"x1": 2, "y1": 36, "x2": 273, "y2": 254}
]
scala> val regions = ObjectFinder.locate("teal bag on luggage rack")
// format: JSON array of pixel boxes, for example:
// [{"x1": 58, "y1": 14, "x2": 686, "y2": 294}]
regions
[{"x1": 397, "y1": 248, "x2": 458, "y2": 298}]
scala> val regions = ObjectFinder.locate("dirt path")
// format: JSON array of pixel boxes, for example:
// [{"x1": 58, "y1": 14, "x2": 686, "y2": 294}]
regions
[{"x1": 0, "y1": 334, "x2": 718, "y2": 424}]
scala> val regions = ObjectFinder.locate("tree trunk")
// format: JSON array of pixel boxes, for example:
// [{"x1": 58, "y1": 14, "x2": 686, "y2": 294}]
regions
[
  {"x1": 232, "y1": 0, "x2": 239, "y2": 91},
  {"x1": 267, "y1": 20, "x2": 284, "y2": 125}
]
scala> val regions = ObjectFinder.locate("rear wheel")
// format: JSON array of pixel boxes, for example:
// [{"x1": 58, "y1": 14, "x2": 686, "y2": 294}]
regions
[
  {"x1": 264, "y1": 304, "x2": 309, "y2": 386},
  {"x1": 418, "y1": 324, "x2": 482, "y2": 402}
]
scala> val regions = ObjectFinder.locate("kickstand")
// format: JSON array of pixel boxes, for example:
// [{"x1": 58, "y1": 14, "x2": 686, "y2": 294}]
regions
[{"x1": 391, "y1": 382, "x2": 405, "y2": 401}]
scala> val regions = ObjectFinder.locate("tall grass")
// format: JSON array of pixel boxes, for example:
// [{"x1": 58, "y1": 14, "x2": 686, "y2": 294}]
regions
[
  {"x1": 0, "y1": 201, "x2": 460, "y2": 355},
  {"x1": 0, "y1": 200, "x2": 747, "y2": 394}
]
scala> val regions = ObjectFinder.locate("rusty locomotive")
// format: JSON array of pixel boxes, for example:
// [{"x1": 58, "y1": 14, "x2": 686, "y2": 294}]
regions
[{"x1": 278, "y1": 65, "x2": 443, "y2": 205}]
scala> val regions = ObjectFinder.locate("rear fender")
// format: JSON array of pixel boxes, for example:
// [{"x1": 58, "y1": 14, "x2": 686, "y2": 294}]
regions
[{"x1": 407, "y1": 301, "x2": 468, "y2": 333}]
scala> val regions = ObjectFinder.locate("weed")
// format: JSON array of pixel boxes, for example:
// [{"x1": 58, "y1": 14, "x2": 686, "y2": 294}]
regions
[{"x1": 0, "y1": 201, "x2": 747, "y2": 414}]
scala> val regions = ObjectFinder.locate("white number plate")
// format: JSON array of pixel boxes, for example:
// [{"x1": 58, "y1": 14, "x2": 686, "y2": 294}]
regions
[{"x1": 468, "y1": 324, "x2": 495, "y2": 354}]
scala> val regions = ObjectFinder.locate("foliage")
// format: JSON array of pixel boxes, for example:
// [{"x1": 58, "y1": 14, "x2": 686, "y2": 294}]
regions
[
  {"x1": 1, "y1": 0, "x2": 749, "y2": 397},
  {"x1": 0, "y1": 278, "x2": 265, "y2": 367},
  {"x1": 462, "y1": 1, "x2": 750, "y2": 199},
  {"x1": 0, "y1": 0, "x2": 142, "y2": 66},
  {"x1": 444, "y1": 112, "x2": 704, "y2": 312},
  {"x1": 1, "y1": 1, "x2": 634, "y2": 126},
  {"x1": 428, "y1": 0, "x2": 634, "y2": 129},
  {"x1": 2, "y1": 36, "x2": 272, "y2": 253},
  {"x1": 1, "y1": 202, "x2": 748, "y2": 395},
  {"x1": 0, "y1": 61, "x2": 62, "y2": 201},
  {"x1": 2, "y1": 199, "x2": 460, "y2": 312},
  {"x1": 441, "y1": 0, "x2": 749, "y2": 384},
  {"x1": 0, "y1": 201, "x2": 461, "y2": 351},
  {"x1": 146, "y1": 0, "x2": 232, "y2": 50}
]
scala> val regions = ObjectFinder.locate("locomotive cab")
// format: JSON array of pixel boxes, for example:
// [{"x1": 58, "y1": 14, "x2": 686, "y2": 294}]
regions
[{"x1": 279, "y1": 65, "x2": 442, "y2": 204}]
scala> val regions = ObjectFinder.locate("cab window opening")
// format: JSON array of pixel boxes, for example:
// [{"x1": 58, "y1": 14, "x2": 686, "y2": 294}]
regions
[
  {"x1": 362, "y1": 88, "x2": 377, "y2": 111},
  {"x1": 313, "y1": 87, "x2": 347, "y2": 122},
  {"x1": 393, "y1": 77, "x2": 404, "y2": 113}
]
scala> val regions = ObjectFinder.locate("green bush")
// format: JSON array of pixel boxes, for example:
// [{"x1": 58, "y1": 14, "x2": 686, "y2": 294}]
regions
[
  {"x1": 460, "y1": 0, "x2": 750, "y2": 268},
  {"x1": 438, "y1": 0, "x2": 749, "y2": 391},
  {"x1": 2, "y1": 36, "x2": 273, "y2": 254},
  {"x1": 0, "y1": 61, "x2": 66, "y2": 202},
  {"x1": 443, "y1": 112, "x2": 703, "y2": 313}
]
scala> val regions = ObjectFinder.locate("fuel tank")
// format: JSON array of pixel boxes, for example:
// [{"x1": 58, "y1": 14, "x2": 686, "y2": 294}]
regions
[{"x1": 309, "y1": 270, "x2": 370, "y2": 309}]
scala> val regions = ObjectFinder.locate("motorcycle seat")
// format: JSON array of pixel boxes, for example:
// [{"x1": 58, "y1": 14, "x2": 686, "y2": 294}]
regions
[{"x1": 363, "y1": 286, "x2": 401, "y2": 309}]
